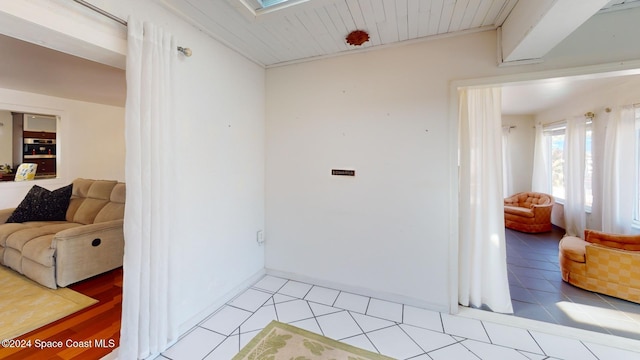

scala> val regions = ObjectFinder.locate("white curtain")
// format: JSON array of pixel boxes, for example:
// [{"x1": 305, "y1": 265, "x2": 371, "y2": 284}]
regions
[
  {"x1": 602, "y1": 105, "x2": 636, "y2": 234},
  {"x1": 120, "y1": 18, "x2": 179, "y2": 359},
  {"x1": 458, "y1": 87, "x2": 513, "y2": 314},
  {"x1": 563, "y1": 116, "x2": 586, "y2": 237},
  {"x1": 531, "y1": 124, "x2": 550, "y2": 193},
  {"x1": 502, "y1": 127, "x2": 513, "y2": 197}
]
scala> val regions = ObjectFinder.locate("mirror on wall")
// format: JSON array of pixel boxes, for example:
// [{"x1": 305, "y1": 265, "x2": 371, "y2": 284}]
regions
[{"x1": 0, "y1": 109, "x2": 57, "y2": 182}]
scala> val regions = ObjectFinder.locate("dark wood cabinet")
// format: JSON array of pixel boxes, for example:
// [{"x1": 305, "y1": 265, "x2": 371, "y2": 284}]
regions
[
  {"x1": 11, "y1": 113, "x2": 58, "y2": 177},
  {"x1": 24, "y1": 131, "x2": 56, "y2": 139},
  {"x1": 0, "y1": 173, "x2": 16, "y2": 182},
  {"x1": 24, "y1": 158, "x2": 56, "y2": 176}
]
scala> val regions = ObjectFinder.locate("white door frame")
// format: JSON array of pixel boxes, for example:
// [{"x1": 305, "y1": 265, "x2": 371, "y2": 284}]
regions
[{"x1": 447, "y1": 60, "x2": 640, "y2": 315}]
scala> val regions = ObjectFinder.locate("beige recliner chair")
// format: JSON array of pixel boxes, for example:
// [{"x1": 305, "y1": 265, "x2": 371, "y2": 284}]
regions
[{"x1": 0, "y1": 178, "x2": 125, "y2": 288}]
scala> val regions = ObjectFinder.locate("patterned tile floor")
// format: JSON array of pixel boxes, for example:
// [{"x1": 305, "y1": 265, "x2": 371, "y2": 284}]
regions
[
  {"x1": 156, "y1": 274, "x2": 640, "y2": 360},
  {"x1": 506, "y1": 227, "x2": 640, "y2": 339}
]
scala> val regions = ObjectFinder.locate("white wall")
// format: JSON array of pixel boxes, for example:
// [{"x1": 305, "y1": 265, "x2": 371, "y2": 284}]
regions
[
  {"x1": 167, "y1": 19, "x2": 266, "y2": 328},
  {"x1": 503, "y1": 115, "x2": 536, "y2": 195},
  {"x1": 5, "y1": 0, "x2": 640, "y2": 329},
  {"x1": 87, "y1": 0, "x2": 267, "y2": 329},
  {"x1": 266, "y1": 7, "x2": 640, "y2": 311},
  {"x1": 2, "y1": 0, "x2": 266, "y2": 333},
  {"x1": 0, "y1": 88, "x2": 124, "y2": 209},
  {"x1": 0, "y1": 110, "x2": 12, "y2": 167},
  {"x1": 266, "y1": 31, "x2": 503, "y2": 310}
]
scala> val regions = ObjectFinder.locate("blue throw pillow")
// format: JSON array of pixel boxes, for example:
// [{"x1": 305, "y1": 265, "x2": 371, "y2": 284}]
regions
[{"x1": 6, "y1": 184, "x2": 73, "y2": 223}]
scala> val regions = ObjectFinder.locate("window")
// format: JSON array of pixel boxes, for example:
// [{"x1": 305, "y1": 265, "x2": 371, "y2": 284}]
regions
[
  {"x1": 545, "y1": 121, "x2": 592, "y2": 209},
  {"x1": 549, "y1": 128, "x2": 565, "y2": 200}
]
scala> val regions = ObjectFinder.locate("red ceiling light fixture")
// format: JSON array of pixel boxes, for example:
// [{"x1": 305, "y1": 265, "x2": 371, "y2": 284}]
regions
[{"x1": 345, "y1": 30, "x2": 369, "y2": 46}]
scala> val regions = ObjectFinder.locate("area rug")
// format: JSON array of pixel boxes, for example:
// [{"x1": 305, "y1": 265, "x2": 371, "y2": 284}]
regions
[
  {"x1": 233, "y1": 320, "x2": 396, "y2": 360},
  {"x1": 0, "y1": 267, "x2": 97, "y2": 339}
]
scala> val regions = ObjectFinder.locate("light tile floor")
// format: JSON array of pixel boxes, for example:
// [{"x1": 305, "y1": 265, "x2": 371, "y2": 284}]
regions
[{"x1": 157, "y1": 275, "x2": 640, "y2": 360}]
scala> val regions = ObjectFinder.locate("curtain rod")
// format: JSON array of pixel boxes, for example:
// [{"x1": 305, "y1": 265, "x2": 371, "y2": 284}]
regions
[
  {"x1": 73, "y1": 0, "x2": 127, "y2": 26},
  {"x1": 72, "y1": 0, "x2": 192, "y2": 57}
]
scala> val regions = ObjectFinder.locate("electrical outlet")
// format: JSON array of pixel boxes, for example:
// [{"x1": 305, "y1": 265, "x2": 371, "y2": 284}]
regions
[{"x1": 257, "y1": 230, "x2": 264, "y2": 245}]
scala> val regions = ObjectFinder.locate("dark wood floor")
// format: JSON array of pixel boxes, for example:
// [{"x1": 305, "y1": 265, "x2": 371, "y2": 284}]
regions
[{"x1": 0, "y1": 268, "x2": 123, "y2": 360}]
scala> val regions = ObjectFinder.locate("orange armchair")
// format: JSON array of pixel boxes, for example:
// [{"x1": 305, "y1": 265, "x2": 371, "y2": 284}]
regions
[
  {"x1": 503, "y1": 192, "x2": 554, "y2": 233},
  {"x1": 559, "y1": 229, "x2": 640, "y2": 303}
]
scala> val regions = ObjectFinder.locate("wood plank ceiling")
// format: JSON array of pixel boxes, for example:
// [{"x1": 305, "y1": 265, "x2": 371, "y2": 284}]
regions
[{"x1": 162, "y1": 0, "x2": 638, "y2": 67}]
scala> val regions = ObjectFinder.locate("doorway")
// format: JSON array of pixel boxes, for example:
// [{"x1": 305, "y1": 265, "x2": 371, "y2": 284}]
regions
[
  {"x1": 0, "y1": 20, "x2": 127, "y2": 357},
  {"x1": 453, "y1": 64, "x2": 640, "y2": 340}
]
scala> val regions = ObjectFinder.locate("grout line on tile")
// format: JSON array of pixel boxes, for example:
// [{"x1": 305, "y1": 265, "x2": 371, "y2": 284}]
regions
[
  {"x1": 271, "y1": 296, "x2": 280, "y2": 322},
  {"x1": 404, "y1": 354, "x2": 428, "y2": 360},
  {"x1": 398, "y1": 322, "x2": 430, "y2": 354},
  {"x1": 331, "y1": 291, "x2": 340, "y2": 308},
  {"x1": 581, "y1": 340, "x2": 601, "y2": 360},
  {"x1": 361, "y1": 330, "x2": 383, "y2": 355},
  {"x1": 457, "y1": 339, "x2": 488, "y2": 360},
  {"x1": 226, "y1": 304, "x2": 260, "y2": 314},
  {"x1": 301, "y1": 285, "x2": 314, "y2": 299},
  {"x1": 364, "y1": 297, "x2": 372, "y2": 316},
  {"x1": 267, "y1": 275, "x2": 290, "y2": 293},
  {"x1": 202, "y1": 332, "x2": 238, "y2": 360},
  {"x1": 311, "y1": 314, "x2": 326, "y2": 337},
  {"x1": 479, "y1": 320, "x2": 491, "y2": 345},
  {"x1": 273, "y1": 297, "x2": 299, "y2": 305},
  {"x1": 249, "y1": 286, "x2": 278, "y2": 296},
  {"x1": 195, "y1": 325, "x2": 229, "y2": 338},
  {"x1": 347, "y1": 310, "x2": 366, "y2": 334},
  {"x1": 424, "y1": 341, "x2": 470, "y2": 356},
  {"x1": 526, "y1": 330, "x2": 548, "y2": 357}
]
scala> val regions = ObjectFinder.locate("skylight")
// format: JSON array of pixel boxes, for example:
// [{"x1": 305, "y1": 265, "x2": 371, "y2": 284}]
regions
[
  {"x1": 241, "y1": 0, "x2": 307, "y2": 12},
  {"x1": 260, "y1": 0, "x2": 291, "y2": 8}
]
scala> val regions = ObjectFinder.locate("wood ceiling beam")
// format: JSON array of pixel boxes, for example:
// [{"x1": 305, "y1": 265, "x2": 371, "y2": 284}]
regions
[{"x1": 499, "y1": 0, "x2": 612, "y2": 65}]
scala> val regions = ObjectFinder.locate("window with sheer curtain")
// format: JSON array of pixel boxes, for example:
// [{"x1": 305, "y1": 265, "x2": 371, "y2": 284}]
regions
[
  {"x1": 533, "y1": 105, "x2": 640, "y2": 235},
  {"x1": 602, "y1": 105, "x2": 636, "y2": 234},
  {"x1": 538, "y1": 121, "x2": 593, "y2": 209},
  {"x1": 607, "y1": 105, "x2": 640, "y2": 233}
]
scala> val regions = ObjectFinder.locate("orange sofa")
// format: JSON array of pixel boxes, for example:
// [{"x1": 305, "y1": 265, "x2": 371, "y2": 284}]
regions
[
  {"x1": 504, "y1": 192, "x2": 554, "y2": 233},
  {"x1": 559, "y1": 229, "x2": 640, "y2": 304}
]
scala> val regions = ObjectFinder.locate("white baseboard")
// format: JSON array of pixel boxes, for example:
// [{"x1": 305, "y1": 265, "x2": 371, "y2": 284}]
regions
[
  {"x1": 106, "y1": 268, "x2": 267, "y2": 360},
  {"x1": 178, "y1": 268, "x2": 266, "y2": 335},
  {"x1": 265, "y1": 268, "x2": 448, "y2": 313}
]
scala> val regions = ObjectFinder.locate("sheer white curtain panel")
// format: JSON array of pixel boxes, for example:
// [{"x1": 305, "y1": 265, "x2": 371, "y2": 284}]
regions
[
  {"x1": 602, "y1": 105, "x2": 636, "y2": 234},
  {"x1": 502, "y1": 127, "x2": 513, "y2": 197},
  {"x1": 120, "y1": 18, "x2": 180, "y2": 359},
  {"x1": 564, "y1": 116, "x2": 586, "y2": 237},
  {"x1": 531, "y1": 124, "x2": 550, "y2": 193},
  {"x1": 458, "y1": 87, "x2": 513, "y2": 314}
]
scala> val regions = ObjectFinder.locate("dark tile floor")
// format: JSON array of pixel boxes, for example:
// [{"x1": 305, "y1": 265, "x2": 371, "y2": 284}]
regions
[{"x1": 506, "y1": 226, "x2": 640, "y2": 340}]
